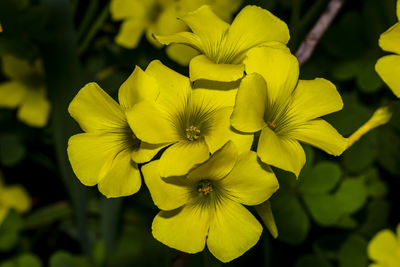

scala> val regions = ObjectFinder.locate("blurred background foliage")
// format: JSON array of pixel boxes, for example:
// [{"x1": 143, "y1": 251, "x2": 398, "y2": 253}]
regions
[{"x1": 0, "y1": 0, "x2": 399, "y2": 266}]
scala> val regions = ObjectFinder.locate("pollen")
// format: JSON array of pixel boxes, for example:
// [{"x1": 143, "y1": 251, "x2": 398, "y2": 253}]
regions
[
  {"x1": 267, "y1": 121, "x2": 276, "y2": 129},
  {"x1": 197, "y1": 180, "x2": 213, "y2": 196},
  {"x1": 186, "y1": 125, "x2": 201, "y2": 141}
]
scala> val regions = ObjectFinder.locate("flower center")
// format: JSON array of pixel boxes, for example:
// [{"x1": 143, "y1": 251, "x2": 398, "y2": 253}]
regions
[
  {"x1": 267, "y1": 121, "x2": 276, "y2": 129},
  {"x1": 186, "y1": 125, "x2": 201, "y2": 141},
  {"x1": 197, "y1": 180, "x2": 213, "y2": 196}
]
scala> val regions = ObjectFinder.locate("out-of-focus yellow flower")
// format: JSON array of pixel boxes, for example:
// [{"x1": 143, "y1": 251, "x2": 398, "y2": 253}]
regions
[
  {"x1": 368, "y1": 224, "x2": 400, "y2": 267},
  {"x1": 67, "y1": 66, "x2": 166, "y2": 198},
  {"x1": 375, "y1": 0, "x2": 400, "y2": 97},
  {"x1": 126, "y1": 60, "x2": 253, "y2": 177},
  {"x1": 231, "y1": 46, "x2": 347, "y2": 177},
  {"x1": 0, "y1": 172, "x2": 32, "y2": 225},
  {"x1": 0, "y1": 55, "x2": 50, "y2": 127},
  {"x1": 110, "y1": 0, "x2": 242, "y2": 65},
  {"x1": 143, "y1": 141, "x2": 279, "y2": 262},
  {"x1": 154, "y1": 5, "x2": 289, "y2": 82}
]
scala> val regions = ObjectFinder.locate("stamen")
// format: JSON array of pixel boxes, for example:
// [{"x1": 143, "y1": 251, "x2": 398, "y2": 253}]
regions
[
  {"x1": 267, "y1": 121, "x2": 276, "y2": 129},
  {"x1": 197, "y1": 180, "x2": 213, "y2": 196},
  {"x1": 185, "y1": 125, "x2": 201, "y2": 141}
]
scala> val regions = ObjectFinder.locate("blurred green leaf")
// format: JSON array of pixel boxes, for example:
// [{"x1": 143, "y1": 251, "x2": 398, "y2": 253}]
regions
[
  {"x1": 23, "y1": 202, "x2": 72, "y2": 230},
  {"x1": 377, "y1": 126, "x2": 400, "y2": 175},
  {"x1": 325, "y1": 93, "x2": 372, "y2": 136},
  {"x1": 49, "y1": 251, "x2": 89, "y2": 267},
  {"x1": 299, "y1": 161, "x2": 341, "y2": 194},
  {"x1": 332, "y1": 59, "x2": 364, "y2": 81},
  {"x1": 0, "y1": 134, "x2": 26, "y2": 166},
  {"x1": 15, "y1": 254, "x2": 42, "y2": 267},
  {"x1": 356, "y1": 58, "x2": 383, "y2": 94},
  {"x1": 295, "y1": 254, "x2": 333, "y2": 267},
  {"x1": 363, "y1": 168, "x2": 388, "y2": 198},
  {"x1": 338, "y1": 235, "x2": 368, "y2": 267},
  {"x1": 342, "y1": 131, "x2": 378, "y2": 173},
  {"x1": 272, "y1": 191, "x2": 310, "y2": 245},
  {"x1": 359, "y1": 199, "x2": 390, "y2": 238},
  {"x1": 302, "y1": 194, "x2": 343, "y2": 226},
  {"x1": 0, "y1": 210, "x2": 23, "y2": 251},
  {"x1": 335, "y1": 177, "x2": 368, "y2": 214}
]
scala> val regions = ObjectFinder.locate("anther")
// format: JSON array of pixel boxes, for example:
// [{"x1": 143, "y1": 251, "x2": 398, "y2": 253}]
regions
[
  {"x1": 267, "y1": 121, "x2": 276, "y2": 129},
  {"x1": 185, "y1": 125, "x2": 201, "y2": 141}
]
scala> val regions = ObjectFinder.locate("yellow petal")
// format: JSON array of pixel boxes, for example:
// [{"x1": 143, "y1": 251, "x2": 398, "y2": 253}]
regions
[
  {"x1": 115, "y1": 19, "x2": 147, "y2": 49},
  {"x1": 289, "y1": 78, "x2": 343, "y2": 122},
  {"x1": 254, "y1": 201, "x2": 278, "y2": 239},
  {"x1": 1, "y1": 185, "x2": 31, "y2": 212},
  {"x1": 191, "y1": 81, "x2": 239, "y2": 108},
  {"x1": 166, "y1": 44, "x2": 200, "y2": 66},
  {"x1": 258, "y1": 126, "x2": 305, "y2": 177},
  {"x1": 126, "y1": 100, "x2": 178, "y2": 144},
  {"x1": 181, "y1": 5, "x2": 229, "y2": 48},
  {"x1": 192, "y1": 87, "x2": 237, "y2": 108},
  {"x1": 131, "y1": 142, "x2": 167, "y2": 164},
  {"x1": 376, "y1": 55, "x2": 400, "y2": 98},
  {"x1": 145, "y1": 60, "x2": 191, "y2": 106},
  {"x1": 188, "y1": 141, "x2": 238, "y2": 181},
  {"x1": 68, "y1": 82, "x2": 126, "y2": 132},
  {"x1": 244, "y1": 46, "x2": 299, "y2": 105},
  {"x1": 189, "y1": 55, "x2": 245, "y2": 82},
  {"x1": 159, "y1": 141, "x2": 210, "y2": 177},
  {"x1": 221, "y1": 150, "x2": 278, "y2": 205},
  {"x1": 154, "y1": 32, "x2": 203, "y2": 51},
  {"x1": 397, "y1": 0, "x2": 400, "y2": 20},
  {"x1": 1, "y1": 55, "x2": 37, "y2": 80},
  {"x1": 368, "y1": 229, "x2": 400, "y2": 266},
  {"x1": 118, "y1": 66, "x2": 159, "y2": 109},
  {"x1": 98, "y1": 149, "x2": 141, "y2": 198},
  {"x1": 0, "y1": 81, "x2": 27, "y2": 108},
  {"x1": 17, "y1": 89, "x2": 50, "y2": 128},
  {"x1": 291, "y1": 119, "x2": 348, "y2": 156},
  {"x1": 231, "y1": 73, "x2": 267, "y2": 133},
  {"x1": 142, "y1": 160, "x2": 191, "y2": 210},
  {"x1": 204, "y1": 106, "x2": 253, "y2": 154},
  {"x1": 152, "y1": 204, "x2": 209, "y2": 253},
  {"x1": 225, "y1": 5, "x2": 290, "y2": 56},
  {"x1": 110, "y1": 0, "x2": 146, "y2": 20},
  {"x1": 379, "y1": 22, "x2": 400, "y2": 54},
  {"x1": 67, "y1": 133, "x2": 123, "y2": 186},
  {"x1": 207, "y1": 198, "x2": 262, "y2": 263}
]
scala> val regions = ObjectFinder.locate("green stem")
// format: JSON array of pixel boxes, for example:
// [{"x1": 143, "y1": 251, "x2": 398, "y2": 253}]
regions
[
  {"x1": 76, "y1": 0, "x2": 99, "y2": 43},
  {"x1": 78, "y1": 2, "x2": 109, "y2": 55},
  {"x1": 40, "y1": 0, "x2": 90, "y2": 254}
]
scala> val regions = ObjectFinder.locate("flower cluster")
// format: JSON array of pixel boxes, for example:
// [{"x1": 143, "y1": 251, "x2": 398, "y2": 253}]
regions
[
  {"x1": 375, "y1": 0, "x2": 400, "y2": 97},
  {"x1": 0, "y1": 55, "x2": 50, "y2": 127},
  {"x1": 110, "y1": 0, "x2": 243, "y2": 65},
  {"x1": 68, "y1": 5, "x2": 347, "y2": 262}
]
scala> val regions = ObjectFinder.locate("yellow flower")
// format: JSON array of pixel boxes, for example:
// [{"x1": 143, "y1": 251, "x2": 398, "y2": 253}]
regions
[
  {"x1": 231, "y1": 46, "x2": 348, "y2": 177},
  {"x1": 0, "y1": 172, "x2": 31, "y2": 225},
  {"x1": 0, "y1": 55, "x2": 50, "y2": 127},
  {"x1": 126, "y1": 60, "x2": 253, "y2": 177},
  {"x1": 110, "y1": 0, "x2": 242, "y2": 65},
  {"x1": 154, "y1": 5, "x2": 289, "y2": 82},
  {"x1": 142, "y1": 141, "x2": 279, "y2": 263},
  {"x1": 375, "y1": 0, "x2": 400, "y2": 97},
  {"x1": 67, "y1": 66, "x2": 165, "y2": 198},
  {"x1": 368, "y1": 224, "x2": 400, "y2": 267}
]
